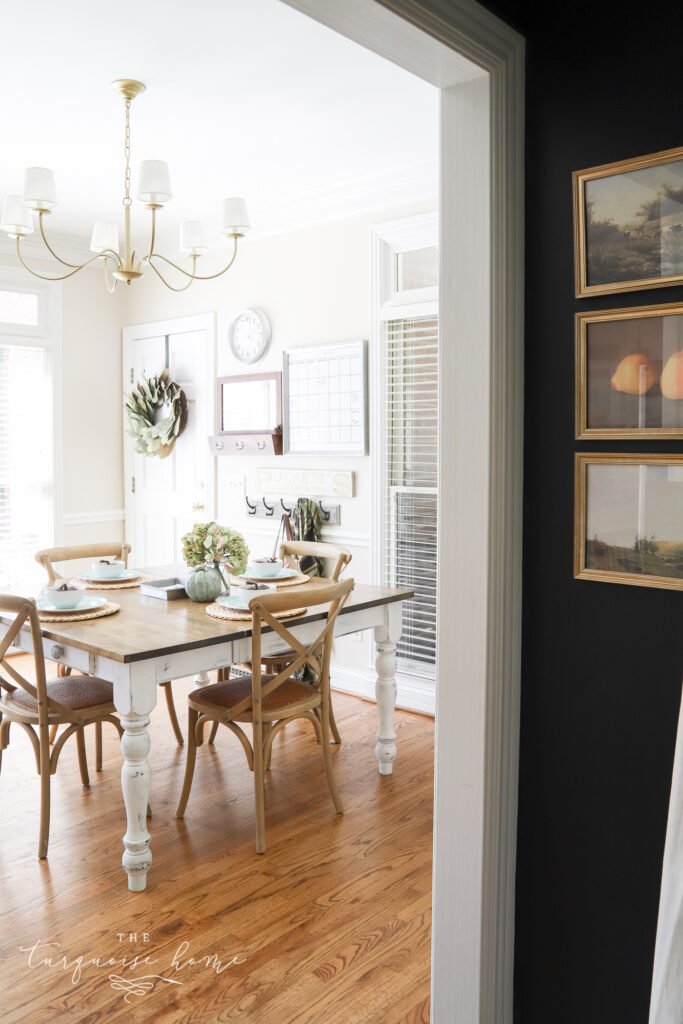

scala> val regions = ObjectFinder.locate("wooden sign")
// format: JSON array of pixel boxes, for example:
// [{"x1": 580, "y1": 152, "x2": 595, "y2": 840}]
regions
[{"x1": 254, "y1": 467, "x2": 354, "y2": 497}]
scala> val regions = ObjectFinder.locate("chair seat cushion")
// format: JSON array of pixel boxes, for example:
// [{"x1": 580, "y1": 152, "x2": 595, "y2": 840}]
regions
[
  {"x1": 191, "y1": 674, "x2": 316, "y2": 712},
  {"x1": 8, "y1": 676, "x2": 114, "y2": 713}
]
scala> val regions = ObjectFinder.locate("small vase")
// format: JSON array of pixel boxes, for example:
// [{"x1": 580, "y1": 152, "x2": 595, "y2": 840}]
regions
[
  {"x1": 216, "y1": 561, "x2": 235, "y2": 594},
  {"x1": 184, "y1": 564, "x2": 223, "y2": 603}
]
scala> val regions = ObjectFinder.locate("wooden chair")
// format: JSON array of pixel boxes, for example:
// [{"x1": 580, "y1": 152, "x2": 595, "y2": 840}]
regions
[
  {"x1": 0, "y1": 595, "x2": 123, "y2": 858},
  {"x1": 213, "y1": 540, "x2": 352, "y2": 746},
  {"x1": 177, "y1": 577, "x2": 354, "y2": 853},
  {"x1": 34, "y1": 542, "x2": 184, "y2": 749}
]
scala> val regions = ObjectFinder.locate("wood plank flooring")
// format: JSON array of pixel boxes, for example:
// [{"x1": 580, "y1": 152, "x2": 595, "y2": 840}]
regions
[{"x1": 0, "y1": 665, "x2": 433, "y2": 1023}]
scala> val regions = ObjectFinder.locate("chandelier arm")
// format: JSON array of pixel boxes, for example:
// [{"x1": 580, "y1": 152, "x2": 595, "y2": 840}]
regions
[
  {"x1": 103, "y1": 255, "x2": 118, "y2": 294},
  {"x1": 146, "y1": 257, "x2": 197, "y2": 292},
  {"x1": 37, "y1": 211, "x2": 86, "y2": 269},
  {"x1": 15, "y1": 238, "x2": 108, "y2": 282},
  {"x1": 149, "y1": 236, "x2": 238, "y2": 281}
]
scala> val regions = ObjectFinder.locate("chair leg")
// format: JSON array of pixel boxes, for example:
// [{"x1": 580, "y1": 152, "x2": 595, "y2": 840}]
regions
[
  {"x1": 38, "y1": 723, "x2": 51, "y2": 859},
  {"x1": 162, "y1": 681, "x2": 184, "y2": 746},
  {"x1": 76, "y1": 728, "x2": 90, "y2": 787},
  {"x1": 328, "y1": 698, "x2": 342, "y2": 745},
  {"x1": 320, "y1": 697, "x2": 343, "y2": 815},
  {"x1": 49, "y1": 724, "x2": 58, "y2": 745},
  {"x1": 208, "y1": 721, "x2": 219, "y2": 745},
  {"x1": 253, "y1": 718, "x2": 266, "y2": 854},
  {"x1": 95, "y1": 721, "x2": 103, "y2": 771},
  {"x1": 176, "y1": 708, "x2": 199, "y2": 818}
]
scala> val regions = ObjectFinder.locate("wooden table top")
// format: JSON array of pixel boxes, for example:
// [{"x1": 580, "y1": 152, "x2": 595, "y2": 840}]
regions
[{"x1": 4, "y1": 567, "x2": 412, "y2": 664}]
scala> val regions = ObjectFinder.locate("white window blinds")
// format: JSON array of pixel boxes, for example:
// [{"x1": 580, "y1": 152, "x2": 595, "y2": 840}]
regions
[
  {"x1": 0, "y1": 344, "x2": 53, "y2": 592},
  {"x1": 384, "y1": 315, "x2": 438, "y2": 673}
]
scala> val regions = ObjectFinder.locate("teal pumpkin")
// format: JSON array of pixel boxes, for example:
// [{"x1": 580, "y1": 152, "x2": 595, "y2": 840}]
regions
[{"x1": 184, "y1": 564, "x2": 223, "y2": 603}]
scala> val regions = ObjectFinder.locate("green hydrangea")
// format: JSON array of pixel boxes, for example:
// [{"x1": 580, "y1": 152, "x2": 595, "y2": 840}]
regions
[{"x1": 181, "y1": 522, "x2": 249, "y2": 574}]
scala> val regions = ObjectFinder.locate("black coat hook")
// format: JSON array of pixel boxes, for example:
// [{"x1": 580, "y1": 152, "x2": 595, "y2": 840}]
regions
[
  {"x1": 318, "y1": 500, "x2": 331, "y2": 521},
  {"x1": 245, "y1": 496, "x2": 257, "y2": 515},
  {"x1": 280, "y1": 498, "x2": 293, "y2": 515},
  {"x1": 262, "y1": 497, "x2": 275, "y2": 516}
]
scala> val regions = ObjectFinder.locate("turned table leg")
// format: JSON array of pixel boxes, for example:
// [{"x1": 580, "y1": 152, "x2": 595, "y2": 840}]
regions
[
  {"x1": 120, "y1": 712, "x2": 152, "y2": 891},
  {"x1": 374, "y1": 602, "x2": 403, "y2": 775}
]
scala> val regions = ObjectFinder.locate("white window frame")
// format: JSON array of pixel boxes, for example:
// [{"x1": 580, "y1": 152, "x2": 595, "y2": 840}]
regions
[
  {"x1": 0, "y1": 266, "x2": 63, "y2": 550},
  {"x1": 370, "y1": 212, "x2": 439, "y2": 704}
]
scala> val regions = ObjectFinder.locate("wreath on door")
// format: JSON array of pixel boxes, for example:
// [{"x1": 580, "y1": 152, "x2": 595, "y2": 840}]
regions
[{"x1": 125, "y1": 369, "x2": 188, "y2": 459}]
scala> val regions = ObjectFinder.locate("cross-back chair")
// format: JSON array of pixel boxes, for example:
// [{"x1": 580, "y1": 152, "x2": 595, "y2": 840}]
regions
[
  {"x1": 0, "y1": 595, "x2": 123, "y2": 858},
  {"x1": 214, "y1": 540, "x2": 352, "y2": 747},
  {"x1": 35, "y1": 542, "x2": 184, "y2": 749},
  {"x1": 177, "y1": 577, "x2": 354, "y2": 853}
]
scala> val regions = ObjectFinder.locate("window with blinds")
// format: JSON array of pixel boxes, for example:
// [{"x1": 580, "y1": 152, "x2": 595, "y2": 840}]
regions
[
  {"x1": 384, "y1": 315, "x2": 438, "y2": 674},
  {"x1": 0, "y1": 343, "x2": 53, "y2": 592}
]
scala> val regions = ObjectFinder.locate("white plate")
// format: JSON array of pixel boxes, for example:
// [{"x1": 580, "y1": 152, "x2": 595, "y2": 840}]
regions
[
  {"x1": 77, "y1": 569, "x2": 141, "y2": 582},
  {"x1": 37, "y1": 595, "x2": 108, "y2": 614},
  {"x1": 216, "y1": 595, "x2": 253, "y2": 612},
  {"x1": 241, "y1": 567, "x2": 299, "y2": 582}
]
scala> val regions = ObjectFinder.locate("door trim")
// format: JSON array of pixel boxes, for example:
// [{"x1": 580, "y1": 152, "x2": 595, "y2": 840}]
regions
[
  {"x1": 281, "y1": 2, "x2": 524, "y2": 1020},
  {"x1": 122, "y1": 312, "x2": 217, "y2": 559}
]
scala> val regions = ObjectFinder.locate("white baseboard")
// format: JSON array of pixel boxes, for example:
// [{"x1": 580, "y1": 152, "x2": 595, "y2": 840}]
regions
[
  {"x1": 331, "y1": 661, "x2": 435, "y2": 716},
  {"x1": 63, "y1": 509, "x2": 125, "y2": 526}
]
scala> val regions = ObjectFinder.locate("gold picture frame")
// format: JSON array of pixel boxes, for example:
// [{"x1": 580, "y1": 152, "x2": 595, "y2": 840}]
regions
[
  {"x1": 573, "y1": 146, "x2": 683, "y2": 297},
  {"x1": 574, "y1": 452, "x2": 683, "y2": 590},
  {"x1": 576, "y1": 302, "x2": 683, "y2": 439}
]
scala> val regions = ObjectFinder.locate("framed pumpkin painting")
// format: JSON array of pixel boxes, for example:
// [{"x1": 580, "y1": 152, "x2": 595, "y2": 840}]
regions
[
  {"x1": 574, "y1": 146, "x2": 683, "y2": 297},
  {"x1": 576, "y1": 302, "x2": 683, "y2": 439}
]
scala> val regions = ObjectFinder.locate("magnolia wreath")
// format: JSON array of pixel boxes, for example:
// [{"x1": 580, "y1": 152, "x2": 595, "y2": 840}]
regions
[{"x1": 125, "y1": 369, "x2": 188, "y2": 459}]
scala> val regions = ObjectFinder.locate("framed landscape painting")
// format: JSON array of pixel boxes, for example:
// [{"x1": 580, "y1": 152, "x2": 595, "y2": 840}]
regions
[
  {"x1": 576, "y1": 302, "x2": 683, "y2": 438},
  {"x1": 574, "y1": 453, "x2": 683, "y2": 590},
  {"x1": 574, "y1": 146, "x2": 683, "y2": 297}
]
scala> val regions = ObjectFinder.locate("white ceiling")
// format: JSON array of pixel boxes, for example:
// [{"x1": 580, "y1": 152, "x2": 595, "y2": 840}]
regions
[{"x1": 0, "y1": 0, "x2": 439, "y2": 251}]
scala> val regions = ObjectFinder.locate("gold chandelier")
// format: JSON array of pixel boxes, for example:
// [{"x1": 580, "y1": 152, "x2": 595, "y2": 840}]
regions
[{"x1": 0, "y1": 79, "x2": 249, "y2": 292}]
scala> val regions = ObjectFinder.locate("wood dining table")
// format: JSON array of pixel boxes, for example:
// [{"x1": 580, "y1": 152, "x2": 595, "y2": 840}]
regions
[{"x1": 0, "y1": 567, "x2": 412, "y2": 891}]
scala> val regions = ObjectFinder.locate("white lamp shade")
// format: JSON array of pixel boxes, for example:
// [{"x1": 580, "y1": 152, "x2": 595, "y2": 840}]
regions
[
  {"x1": 221, "y1": 197, "x2": 250, "y2": 236},
  {"x1": 90, "y1": 221, "x2": 119, "y2": 253},
  {"x1": 22, "y1": 167, "x2": 57, "y2": 211},
  {"x1": 179, "y1": 220, "x2": 207, "y2": 255},
  {"x1": 138, "y1": 160, "x2": 172, "y2": 205},
  {"x1": 0, "y1": 196, "x2": 34, "y2": 236}
]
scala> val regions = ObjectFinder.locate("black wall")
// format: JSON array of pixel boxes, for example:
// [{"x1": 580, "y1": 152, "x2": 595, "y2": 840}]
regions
[{"x1": 476, "y1": 1, "x2": 683, "y2": 1021}]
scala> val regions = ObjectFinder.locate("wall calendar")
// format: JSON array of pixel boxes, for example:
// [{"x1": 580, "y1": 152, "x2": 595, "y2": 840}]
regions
[{"x1": 283, "y1": 339, "x2": 369, "y2": 456}]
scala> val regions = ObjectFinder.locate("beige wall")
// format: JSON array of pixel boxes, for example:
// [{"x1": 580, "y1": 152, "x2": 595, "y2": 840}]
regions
[{"x1": 121, "y1": 199, "x2": 435, "y2": 669}]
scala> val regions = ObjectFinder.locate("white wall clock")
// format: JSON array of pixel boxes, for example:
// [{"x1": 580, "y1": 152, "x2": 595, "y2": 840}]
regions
[{"x1": 228, "y1": 308, "x2": 272, "y2": 364}]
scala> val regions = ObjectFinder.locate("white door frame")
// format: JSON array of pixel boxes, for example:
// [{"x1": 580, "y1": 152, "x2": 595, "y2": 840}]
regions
[
  {"x1": 282, "y1": 2, "x2": 524, "y2": 1021},
  {"x1": 122, "y1": 312, "x2": 217, "y2": 559}
]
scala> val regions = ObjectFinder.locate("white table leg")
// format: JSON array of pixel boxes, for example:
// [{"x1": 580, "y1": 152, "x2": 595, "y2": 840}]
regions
[
  {"x1": 120, "y1": 712, "x2": 152, "y2": 891},
  {"x1": 374, "y1": 602, "x2": 403, "y2": 775}
]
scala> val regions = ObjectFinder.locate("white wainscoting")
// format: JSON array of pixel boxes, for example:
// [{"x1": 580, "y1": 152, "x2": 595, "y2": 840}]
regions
[
  {"x1": 331, "y1": 662, "x2": 435, "y2": 716},
  {"x1": 63, "y1": 509, "x2": 126, "y2": 526},
  {"x1": 239, "y1": 519, "x2": 371, "y2": 549}
]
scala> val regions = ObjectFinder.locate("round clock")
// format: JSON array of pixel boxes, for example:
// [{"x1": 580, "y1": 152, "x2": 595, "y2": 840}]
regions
[{"x1": 228, "y1": 308, "x2": 272, "y2": 364}]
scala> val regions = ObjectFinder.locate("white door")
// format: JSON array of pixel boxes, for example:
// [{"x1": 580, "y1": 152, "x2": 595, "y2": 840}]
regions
[{"x1": 122, "y1": 313, "x2": 215, "y2": 567}]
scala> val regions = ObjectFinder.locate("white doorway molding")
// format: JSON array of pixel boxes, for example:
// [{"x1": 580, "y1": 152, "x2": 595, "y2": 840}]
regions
[{"x1": 281, "y1": 1, "x2": 525, "y2": 1022}]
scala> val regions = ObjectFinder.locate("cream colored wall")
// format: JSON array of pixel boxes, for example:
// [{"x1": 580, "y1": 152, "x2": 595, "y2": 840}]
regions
[
  {"x1": 61, "y1": 266, "x2": 125, "y2": 541},
  {"x1": 121, "y1": 199, "x2": 435, "y2": 669}
]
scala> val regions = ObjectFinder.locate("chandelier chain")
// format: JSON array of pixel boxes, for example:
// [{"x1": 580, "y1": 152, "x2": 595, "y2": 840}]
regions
[{"x1": 123, "y1": 98, "x2": 132, "y2": 207}]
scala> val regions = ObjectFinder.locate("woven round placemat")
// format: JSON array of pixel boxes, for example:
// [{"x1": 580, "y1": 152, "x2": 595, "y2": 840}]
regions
[
  {"x1": 71, "y1": 574, "x2": 152, "y2": 591},
  {"x1": 38, "y1": 601, "x2": 120, "y2": 623},
  {"x1": 236, "y1": 571, "x2": 309, "y2": 589},
  {"x1": 206, "y1": 602, "x2": 307, "y2": 622}
]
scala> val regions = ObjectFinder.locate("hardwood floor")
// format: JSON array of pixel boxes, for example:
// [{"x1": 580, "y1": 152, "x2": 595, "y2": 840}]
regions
[{"x1": 0, "y1": 664, "x2": 433, "y2": 1023}]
